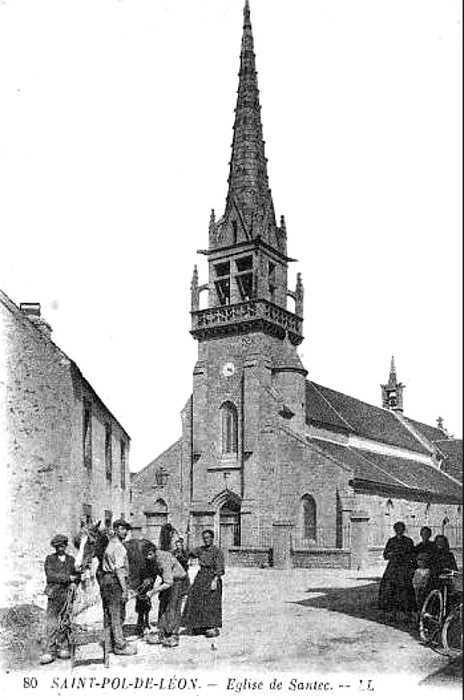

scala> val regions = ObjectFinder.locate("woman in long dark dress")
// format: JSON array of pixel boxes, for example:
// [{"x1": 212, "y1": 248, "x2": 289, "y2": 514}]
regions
[
  {"x1": 182, "y1": 529, "x2": 225, "y2": 637},
  {"x1": 434, "y1": 534, "x2": 458, "y2": 573},
  {"x1": 173, "y1": 537, "x2": 190, "y2": 602},
  {"x1": 378, "y1": 521, "x2": 416, "y2": 620}
]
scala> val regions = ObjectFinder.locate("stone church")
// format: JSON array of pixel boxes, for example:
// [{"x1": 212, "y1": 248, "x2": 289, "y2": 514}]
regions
[{"x1": 131, "y1": 1, "x2": 462, "y2": 568}]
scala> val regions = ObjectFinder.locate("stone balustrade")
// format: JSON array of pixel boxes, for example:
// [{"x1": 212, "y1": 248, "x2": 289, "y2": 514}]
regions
[{"x1": 191, "y1": 299, "x2": 303, "y2": 345}]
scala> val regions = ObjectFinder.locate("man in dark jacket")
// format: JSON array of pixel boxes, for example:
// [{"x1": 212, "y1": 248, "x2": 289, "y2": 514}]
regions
[{"x1": 40, "y1": 535, "x2": 79, "y2": 665}]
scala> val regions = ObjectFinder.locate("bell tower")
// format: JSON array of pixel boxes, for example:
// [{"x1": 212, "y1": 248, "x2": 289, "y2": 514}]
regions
[
  {"x1": 187, "y1": 1, "x2": 307, "y2": 546},
  {"x1": 190, "y1": 0, "x2": 304, "y2": 346},
  {"x1": 381, "y1": 356, "x2": 405, "y2": 412}
]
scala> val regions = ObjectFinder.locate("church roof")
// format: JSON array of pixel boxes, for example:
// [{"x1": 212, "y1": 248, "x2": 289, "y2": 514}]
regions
[
  {"x1": 310, "y1": 439, "x2": 462, "y2": 501},
  {"x1": 405, "y1": 418, "x2": 449, "y2": 445},
  {"x1": 434, "y1": 439, "x2": 463, "y2": 483},
  {"x1": 306, "y1": 380, "x2": 430, "y2": 455}
]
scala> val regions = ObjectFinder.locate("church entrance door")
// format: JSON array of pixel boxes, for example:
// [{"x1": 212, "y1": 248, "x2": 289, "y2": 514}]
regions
[{"x1": 219, "y1": 501, "x2": 240, "y2": 563}]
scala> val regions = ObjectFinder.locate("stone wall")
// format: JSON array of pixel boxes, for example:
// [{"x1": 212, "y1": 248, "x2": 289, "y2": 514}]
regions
[
  {"x1": 131, "y1": 438, "x2": 183, "y2": 537},
  {"x1": 355, "y1": 490, "x2": 462, "y2": 555},
  {"x1": 228, "y1": 546, "x2": 273, "y2": 568},
  {"x1": 2, "y1": 300, "x2": 76, "y2": 604},
  {"x1": 1, "y1": 296, "x2": 130, "y2": 606},
  {"x1": 291, "y1": 548, "x2": 351, "y2": 569}
]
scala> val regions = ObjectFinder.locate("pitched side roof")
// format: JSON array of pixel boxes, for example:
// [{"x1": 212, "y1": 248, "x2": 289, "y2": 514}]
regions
[
  {"x1": 309, "y1": 440, "x2": 404, "y2": 489},
  {"x1": 434, "y1": 439, "x2": 463, "y2": 483},
  {"x1": 404, "y1": 417, "x2": 448, "y2": 445},
  {"x1": 310, "y1": 438, "x2": 462, "y2": 501},
  {"x1": 1, "y1": 289, "x2": 130, "y2": 440},
  {"x1": 306, "y1": 381, "x2": 430, "y2": 455}
]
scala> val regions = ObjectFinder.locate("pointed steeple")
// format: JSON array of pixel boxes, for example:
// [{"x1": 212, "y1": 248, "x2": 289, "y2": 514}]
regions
[
  {"x1": 381, "y1": 355, "x2": 405, "y2": 412},
  {"x1": 388, "y1": 355, "x2": 397, "y2": 386},
  {"x1": 190, "y1": 1, "x2": 303, "y2": 347},
  {"x1": 223, "y1": 0, "x2": 277, "y2": 241}
]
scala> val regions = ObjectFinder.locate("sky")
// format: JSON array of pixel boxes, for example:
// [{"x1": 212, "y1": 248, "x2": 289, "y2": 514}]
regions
[{"x1": 0, "y1": 0, "x2": 462, "y2": 473}]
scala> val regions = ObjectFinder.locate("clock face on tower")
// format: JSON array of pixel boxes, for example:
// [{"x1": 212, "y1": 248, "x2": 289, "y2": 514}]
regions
[{"x1": 222, "y1": 362, "x2": 235, "y2": 378}]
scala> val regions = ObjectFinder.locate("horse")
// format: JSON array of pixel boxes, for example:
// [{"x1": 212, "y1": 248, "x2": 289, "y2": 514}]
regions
[
  {"x1": 73, "y1": 521, "x2": 156, "y2": 591},
  {"x1": 159, "y1": 523, "x2": 179, "y2": 552}
]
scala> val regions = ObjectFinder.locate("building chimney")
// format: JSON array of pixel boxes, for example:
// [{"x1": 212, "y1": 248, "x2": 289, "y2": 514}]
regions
[{"x1": 19, "y1": 302, "x2": 52, "y2": 338}]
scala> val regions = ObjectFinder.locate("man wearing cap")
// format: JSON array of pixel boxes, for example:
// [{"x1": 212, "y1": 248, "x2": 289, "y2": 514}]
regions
[
  {"x1": 40, "y1": 535, "x2": 79, "y2": 665},
  {"x1": 99, "y1": 519, "x2": 137, "y2": 656}
]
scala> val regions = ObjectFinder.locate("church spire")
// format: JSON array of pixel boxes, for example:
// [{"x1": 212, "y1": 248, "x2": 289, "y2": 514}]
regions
[
  {"x1": 225, "y1": 0, "x2": 276, "y2": 240},
  {"x1": 381, "y1": 355, "x2": 405, "y2": 412},
  {"x1": 190, "y1": 1, "x2": 303, "y2": 347},
  {"x1": 388, "y1": 355, "x2": 397, "y2": 385}
]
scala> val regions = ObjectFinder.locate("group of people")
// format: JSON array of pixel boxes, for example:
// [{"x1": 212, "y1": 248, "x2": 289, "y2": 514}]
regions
[
  {"x1": 40, "y1": 519, "x2": 225, "y2": 664},
  {"x1": 133, "y1": 525, "x2": 225, "y2": 651},
  {"x1": 378, "y1": 521, "x2": 459, "y2": 621}
]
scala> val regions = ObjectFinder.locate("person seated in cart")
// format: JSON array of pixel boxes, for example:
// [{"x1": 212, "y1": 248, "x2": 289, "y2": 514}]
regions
[{"x1": 39, "y1": 534, "x2": 80, "y2": 665}]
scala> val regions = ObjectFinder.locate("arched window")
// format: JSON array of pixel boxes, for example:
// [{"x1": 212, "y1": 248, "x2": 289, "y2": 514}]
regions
[
  {"x1": 385, "y1": 499, "x2": 394, "y2": 516},
  {"x1": 301, "y1": 494, "x2": 317, "y2": 542},
  {"x1": 221, "y1": 402, "x2": 238, "y2": 454},
  {"x1": 154, "y1": 498, "x2": 167, "y2": 514}
]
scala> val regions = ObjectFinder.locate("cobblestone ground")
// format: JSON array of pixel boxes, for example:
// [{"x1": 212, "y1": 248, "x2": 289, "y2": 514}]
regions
[{"x1": 69, "y1": 566, "x2": 460, "y2": 688}]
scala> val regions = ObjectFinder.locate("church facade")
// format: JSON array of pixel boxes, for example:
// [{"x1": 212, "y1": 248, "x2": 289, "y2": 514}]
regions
[{"x1": 131, "y1": 2, "x2": 462, "y2": 568}]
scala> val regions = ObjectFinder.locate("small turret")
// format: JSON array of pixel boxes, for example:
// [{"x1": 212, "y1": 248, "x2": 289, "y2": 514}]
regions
[
  {"x1": 191, "y1": 265, "x2": 199, "y2": 312},
  {"x1": 381, "y1": 355, "x2": 405, "y2": 412},
  {"x1": 208, "y1": 209, "x2": 216, "y2": 248},
  {"x1": 295, "y1": 273, "x2": 304, "y2": 318}
]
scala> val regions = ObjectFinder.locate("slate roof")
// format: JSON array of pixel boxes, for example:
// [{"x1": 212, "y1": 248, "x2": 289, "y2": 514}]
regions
[
  {"x1": 404, "y1": 417, "x2": 448, "y2": 446},
  {"x1": 434, "y1": 439, "x2": 463, "y2": 483},
  {"x1": 310, "y1": 439, "x2": 462, "y2": 500},
  {"x1": 306, "y1": 381, "x2": 430, "y2": 455},
  {"x1": 1, "y1": 289, "x2": 131, "y2": 440},
  {"x1": 309, "y1": 440, "x2": 403, "y2": 488}
]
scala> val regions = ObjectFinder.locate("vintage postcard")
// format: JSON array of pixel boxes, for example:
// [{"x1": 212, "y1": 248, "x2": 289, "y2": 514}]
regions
[{"x1": 0, "y1": 1, "x2": 461, "y2": 699}]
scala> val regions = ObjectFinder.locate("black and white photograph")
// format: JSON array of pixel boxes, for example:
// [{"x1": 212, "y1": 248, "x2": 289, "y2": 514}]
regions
[{"x1": 0, "y1": 1, "x2": 462, "y2": 698}]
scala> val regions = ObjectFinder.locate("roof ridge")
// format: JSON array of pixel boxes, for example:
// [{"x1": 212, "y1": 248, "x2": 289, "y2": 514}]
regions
[
  {"x1": 310, "y1": 379, "x2": 452, "y2": 436},
  {"x1": 311, "y1": 379, "x2": 398, "y2": 416}
]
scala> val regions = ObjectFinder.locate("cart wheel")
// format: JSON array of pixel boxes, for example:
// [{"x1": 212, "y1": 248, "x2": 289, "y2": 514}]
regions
[
  {"x1": 442, "y1": 603, "x2": 462, "y2": 658},
  {"x1": 419, "y1": 589, "x2": 444, "y2": 645}
]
